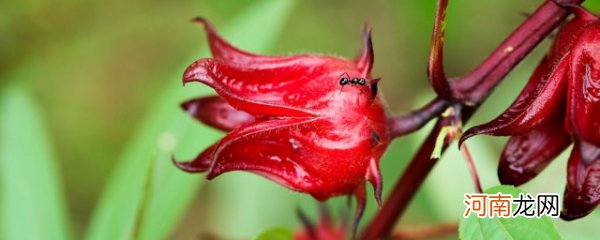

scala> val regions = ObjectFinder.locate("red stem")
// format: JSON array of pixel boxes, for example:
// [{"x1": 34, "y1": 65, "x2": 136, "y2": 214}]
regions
[
  {"x1": 360, "y1": 0, "x2": 584, "y2": 239},
  {"x1": 389, "y1": 98, "x2": 450, "y2": 138},
  {"x1": 460, "y1": 143, "x2": 483, "y2": 193}
]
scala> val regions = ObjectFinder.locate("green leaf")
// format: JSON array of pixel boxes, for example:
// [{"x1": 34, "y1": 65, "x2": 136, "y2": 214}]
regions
[
  {"x1": 459, "y1": 185, "x2": 561, "y2": 240},
  {"x1": 0, "y1": 86, "x2": 72, "y2": 240},
  {"x1": 130, "y1": 155, "x2": 157, "y2": 240},
  {"x1": 84, "y1": 1, "x2": 296, "y2": 240},
  {"x1": 253, "y1": 227, "x2": 293, "y2": 240}
]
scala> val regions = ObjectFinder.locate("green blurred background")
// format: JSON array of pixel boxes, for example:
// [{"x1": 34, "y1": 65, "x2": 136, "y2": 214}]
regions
[{"x1": 2, "y1": 0, "x2": 600, "y2": 239}]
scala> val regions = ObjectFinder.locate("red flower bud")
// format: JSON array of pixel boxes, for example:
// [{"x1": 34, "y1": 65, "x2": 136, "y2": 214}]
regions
[
  {"x1": 566, "y1": 22, "x2": 600, "y2": 144},
  {"x1": 462, "y1": 6, "x2": 600, "y2": 220},
  {"x1": 459, "y1": 54, "x2": 569, "y2": 141},
  {"x1": 562, "y1": 141, "x2": 600, "y2": 220},
  {"x1": 562, "y1": 13, "x2": 600, "y2": 220},
  {"x1": 498, "y1": 117, "x2": 571, "y2": 186},
  {"x1": 173, "y1": 18, "x2": 390, "y2": 219}
]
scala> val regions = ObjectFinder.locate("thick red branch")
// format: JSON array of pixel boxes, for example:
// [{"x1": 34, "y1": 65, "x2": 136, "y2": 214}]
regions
[{"x1": 360, "y1": 0, "x2": 584, "y2": 239}]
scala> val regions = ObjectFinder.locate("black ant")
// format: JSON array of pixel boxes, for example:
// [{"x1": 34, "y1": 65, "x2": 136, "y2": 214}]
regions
[
  {"x1": 338, "y1": 73, "x2": 380, "y2": 99},
  {"x1": 339, "y1": 73, "x2": 366, "y2": 86}
]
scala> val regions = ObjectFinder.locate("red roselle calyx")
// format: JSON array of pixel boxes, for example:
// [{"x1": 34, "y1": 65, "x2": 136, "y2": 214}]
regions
[
  {"x1": 460, "y1": 6, "x2": 600, "y2": 220},
  {"x1": 173, "y1": 18, "x2": 391, "y2": 222}
]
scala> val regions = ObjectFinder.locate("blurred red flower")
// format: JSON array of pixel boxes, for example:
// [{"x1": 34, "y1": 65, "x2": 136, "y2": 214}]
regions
[{"x1": 294, "y1": 208, "x2": 346, "y2": 240}]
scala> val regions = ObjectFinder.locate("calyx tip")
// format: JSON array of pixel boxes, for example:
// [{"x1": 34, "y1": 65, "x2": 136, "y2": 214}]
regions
[{"x1": 357, "y1": 25, "x2": 374, "y2": 76}]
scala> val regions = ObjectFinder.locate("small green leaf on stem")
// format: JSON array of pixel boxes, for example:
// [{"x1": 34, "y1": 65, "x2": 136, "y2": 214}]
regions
[{"x1": 432, "y1": 126, "x2": 451, "y2": 159}]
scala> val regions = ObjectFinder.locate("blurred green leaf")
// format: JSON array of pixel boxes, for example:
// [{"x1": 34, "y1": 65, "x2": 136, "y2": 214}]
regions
[
  {"x1": 0, "y1": 86, "x2": 71, "y2": 240},
  {"x1": 131, "y1": 155, "x2": 156, "y2": 240},
  {"x1": 84, "y1": 1, "x2": 296, "y2": 240},
  {"x1": 254, "y1": 227, "x2": 293, "y2": 240},
  {"x1": 583, "y1": 1, "x2": 600, "y2": 12},
  {"x1": 459, "y1": 185, "x2": 561, "y2": 240}
]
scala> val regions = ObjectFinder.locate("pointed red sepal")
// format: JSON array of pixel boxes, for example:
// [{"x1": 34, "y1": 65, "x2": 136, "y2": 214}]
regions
[
  {"x1": 204, "y1": 118, "x2": 323, "y2": 191},
  {"x1": 498, "y1": 119, "x2": 571, "y2": 186},
  {"x1": 427, "y1": 0, "x2": 452, "y2": 99},
  {"x1": 461, "y1": 55, "x2": 569, "y2": 145},
  {"x1": 356, "y1": 25, "x2": 374, "y2": 77},
  {"x1": 369, "y1": 78, "x2": 381, "y2": 100},
  {"x1": 192, "y1": 17, "x2": 271, "y2": 64},
  {"x1": 351, "y1": 185, "x2": 366, "y2": 239},
  {"x1": 561, "y1": 140, "x2": 600, "y2": 220},
  {"x1": 566, "y1": 23, "x2": 600, "y2": 145},
  {"x1": 366, "y1": 157, "x2": 383, "y2": 207},
  {"x1": 181, "y1": 96, "x2": 256, "y2": 131},
  {"x1": 182, "y1": 58, "x2": 322, "y2": 117},
  {"x1": 172, "y1": 143, "x2": 217, "y2": 173}
]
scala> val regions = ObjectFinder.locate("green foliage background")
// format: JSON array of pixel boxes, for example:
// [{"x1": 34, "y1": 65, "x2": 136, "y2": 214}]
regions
[{"x1": 2, "y1": 0, "x2": 600, "y2": 239}]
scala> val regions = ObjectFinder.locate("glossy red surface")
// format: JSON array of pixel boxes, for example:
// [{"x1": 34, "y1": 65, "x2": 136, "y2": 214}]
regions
[
  {"x1": 563, "y1": 141, "x2": 600, "y2": 220},
  {"x1": 461, "y1": 55, "x2": 568, "y2": 139},
  {"x1": 567, "y1": 23, "x2": 600, "y2": 145},
  {"x1": 498, "y1": 117, "x2": 571, "y2": 186}
]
